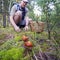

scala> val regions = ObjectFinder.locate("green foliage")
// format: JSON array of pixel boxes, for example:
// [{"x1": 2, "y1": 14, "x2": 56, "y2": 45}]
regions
[
  {"x1": 0, "y1": 47, "x2": 25, "y2": 60},
  {"x1": 14, "y1": 35, "x2": 22, "y2": 42},
  {"x1": 23, "y1": 55, "x2": 31, "y2": 60},
  {"x1": 0, "y1": 33, "x2": 6, "y2": 40},
  {"x1": 0, "y1": 26, "x2": 60, "y2": 59},
  {"x1": 0, "y1": 40, "x2": 16, "y2": 51},
  {"x1": 0, "y1": 38, "x2": 24, "y2": 51},
  {"x1": 0, "y1": 50, "x2": 6, "y2": 60},
  {"x1": 41, "y1": 43, "x2": 49, "y2": 52}
]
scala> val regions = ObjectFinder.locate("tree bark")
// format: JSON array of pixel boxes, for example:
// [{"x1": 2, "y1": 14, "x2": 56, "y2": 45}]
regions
[{"x1": 3, "y1": 13, "x2": 6, "y2": 28}]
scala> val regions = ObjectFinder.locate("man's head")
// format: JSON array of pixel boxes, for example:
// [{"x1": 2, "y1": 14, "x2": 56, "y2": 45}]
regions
[
  {"x1": 21, "y1": 0, "x2": 28, "y2": 7},
  {"x1": 22, "y1": 0, "x2": 28, "y2": 3}
]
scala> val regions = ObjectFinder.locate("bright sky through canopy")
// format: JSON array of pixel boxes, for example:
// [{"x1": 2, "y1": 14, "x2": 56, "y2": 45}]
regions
[{"x1": 31, "y1": 1, "x2": 55, "y2": 16}]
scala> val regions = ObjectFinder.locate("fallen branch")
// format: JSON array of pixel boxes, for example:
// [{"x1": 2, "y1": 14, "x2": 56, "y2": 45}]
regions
[{"x1": 32, "y1": 50, "x2": 39, "y2": 60}]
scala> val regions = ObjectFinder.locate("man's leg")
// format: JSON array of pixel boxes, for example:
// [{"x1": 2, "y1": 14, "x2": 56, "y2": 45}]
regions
[
  {"x1": 12, "y1": 11, "x2": 22, "y2": 32},
  {"x1": 13, "y1": 11, "x2": 22, "y2": 24}
]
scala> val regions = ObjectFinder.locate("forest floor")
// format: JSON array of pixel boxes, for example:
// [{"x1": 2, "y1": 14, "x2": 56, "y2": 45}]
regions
[{"x1": 0, "y1": 26, "x2": 60, "y2": 60}]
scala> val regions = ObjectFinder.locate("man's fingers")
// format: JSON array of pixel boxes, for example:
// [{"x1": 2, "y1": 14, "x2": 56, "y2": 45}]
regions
[
  {"x1": 14, "y1": 26, "x2": 21, "y2": 32},
  {"x1": 24, "y1": 26, "x2": 29, "y2": 31}
]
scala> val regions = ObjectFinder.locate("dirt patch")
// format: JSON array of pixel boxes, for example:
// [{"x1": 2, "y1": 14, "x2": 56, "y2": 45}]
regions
[
  {"x1": 0, "y1": 33, "x2": 14, "y2": 45},
  {"x1": 32, "y1": 52, "x2": 59, "y2": 60}
]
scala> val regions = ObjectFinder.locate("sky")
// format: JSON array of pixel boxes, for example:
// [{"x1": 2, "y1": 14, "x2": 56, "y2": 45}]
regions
[
  {"x1": 33, "y1": 5, "x2": 42, "y2": 16},
  {"x1": 31, "y1": 1, "x2": 42, "y2": 16},
  {"x1": 31, "y1": 1, "x2": 55, "y2": 16}
]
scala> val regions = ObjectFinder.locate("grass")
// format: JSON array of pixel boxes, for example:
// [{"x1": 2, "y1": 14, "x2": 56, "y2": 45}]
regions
[{"x1": 0, "y1": 26, "x2": 60, "y2": 59}]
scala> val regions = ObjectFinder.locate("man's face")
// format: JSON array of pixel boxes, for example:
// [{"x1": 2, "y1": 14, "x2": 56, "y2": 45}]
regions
[{"x1": 22, "y1": 1, "x2": 28, "y2": 7}]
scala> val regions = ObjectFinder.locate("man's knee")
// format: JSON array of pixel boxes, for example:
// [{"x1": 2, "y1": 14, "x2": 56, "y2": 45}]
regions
[
  {"x1": 15, "y1": 11, "x2": 22, "y2": 16},
  {"x1": 13, "y1": 11, "x2": 22, "y2": 24}
]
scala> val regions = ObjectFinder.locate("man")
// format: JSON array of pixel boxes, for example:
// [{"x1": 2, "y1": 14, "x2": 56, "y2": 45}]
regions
[{"x1": 10, "y1": 0, "x2": 30, "y2": 32}]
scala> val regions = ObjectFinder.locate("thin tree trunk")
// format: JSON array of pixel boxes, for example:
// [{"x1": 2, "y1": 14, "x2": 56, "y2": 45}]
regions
[
  {"x1": 46, "y1": 10, "x2": 51, "y2": 39},
  {"x1": 3, "y1": 13, "x2": 6, "y2": 28}
]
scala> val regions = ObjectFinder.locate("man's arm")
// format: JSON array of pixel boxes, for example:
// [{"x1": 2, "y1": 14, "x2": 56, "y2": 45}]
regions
[
  {"x1": 10, "y1": 5, "x2": 20, "y2": 32},
  {"x1": 10, "y1": 16, "x2": 18, "y2": 28},
  {"x1": 24, "y1": 11, "x2": 32, "y2": 30},
  {"x1": 10, "y1": 5, "x2": 17, "y2": 27}
]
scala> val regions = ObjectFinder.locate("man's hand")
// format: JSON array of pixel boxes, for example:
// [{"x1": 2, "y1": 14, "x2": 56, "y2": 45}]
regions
[
  {"x1": 14, "y1": 26, "x2": 21, "y2": 32},
  {"x1": 24, "y1": 25, "x2": 29, "y2": 31}
]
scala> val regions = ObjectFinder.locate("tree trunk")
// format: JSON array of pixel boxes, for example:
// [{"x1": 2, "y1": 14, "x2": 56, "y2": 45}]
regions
[
  {"x1": 46, "y1": 9, "x2": 51, "y2": 39},
  {"x1": 3, "y1": 13, "x2": 6, "y2": 28}
]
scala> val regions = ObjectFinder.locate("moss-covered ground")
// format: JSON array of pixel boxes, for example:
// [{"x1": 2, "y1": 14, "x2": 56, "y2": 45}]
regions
[{"x1": 0, "y1": 26, "x2": 60, "y2": 60}]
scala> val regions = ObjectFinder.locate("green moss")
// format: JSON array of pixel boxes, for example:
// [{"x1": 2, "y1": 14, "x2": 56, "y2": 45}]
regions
[
  {"x1": 0, "y1": 50, "x2": 6, "y2": 60},
  {"x1": 14, "y1": 36, "x2": 22, "y2": 42},
  {"x1": 0, "y1": 47, "x2": 25, "y2": 60}
]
